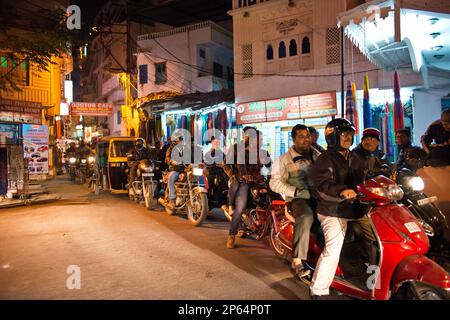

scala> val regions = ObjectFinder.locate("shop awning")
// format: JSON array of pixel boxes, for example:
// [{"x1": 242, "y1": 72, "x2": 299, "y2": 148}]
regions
[
  {"x1": 139, "y1": 89, "x2": 234, "y2": 114},
  {"x1": 338, "y1": 0, "x2": 450, "y2": 79}
]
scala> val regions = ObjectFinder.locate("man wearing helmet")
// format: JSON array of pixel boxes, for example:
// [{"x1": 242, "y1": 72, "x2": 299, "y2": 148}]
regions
[
  {"x1": 309, "y1": 118, "x2": 365, "y2": 299},
  {"x1": 129, "y1": 138, "x2": 152, "y2": 187},
  {"x1": 163, "y1": 132, "x2": 194, "y2": 210}
]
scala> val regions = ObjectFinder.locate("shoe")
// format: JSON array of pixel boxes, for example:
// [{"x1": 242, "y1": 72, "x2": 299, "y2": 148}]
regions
[
  {"x1": 291, "y1": 263, "x2": 311, "y2": 280},
  {"x1": 226, "y1": 235, "x2": 235, "y2": 249},
  {"x1": 167, "y1": 199, "x2": 175, "y2": 210},
  {"x1": 229, "y1": 206, "x2": 234, "y2": 216}
]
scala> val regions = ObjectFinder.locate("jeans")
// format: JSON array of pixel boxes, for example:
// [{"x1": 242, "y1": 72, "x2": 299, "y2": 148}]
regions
[
  {"x1": 290, "y1": 198, "x2": 314, "y2": 261},
  {"x1": 168, "y1": 171, "x2": 179, "y2": 200},
  {"x1": 228, "y1": 181, "x2": 249, "y2": 235},
  {"x1": 310, "y1": 214, "x2": 348, "y2": 296}
]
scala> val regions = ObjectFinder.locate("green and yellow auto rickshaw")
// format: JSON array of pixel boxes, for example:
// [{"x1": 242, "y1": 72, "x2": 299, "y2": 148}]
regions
[{"x1": 91, "y1": 136, "x2": 137, "y2": 195}]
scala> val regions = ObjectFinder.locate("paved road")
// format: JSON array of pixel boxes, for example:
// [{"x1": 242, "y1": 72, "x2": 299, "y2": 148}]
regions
[{"x1": 0, "y1": 176, "x2": 309, "y2": 299}]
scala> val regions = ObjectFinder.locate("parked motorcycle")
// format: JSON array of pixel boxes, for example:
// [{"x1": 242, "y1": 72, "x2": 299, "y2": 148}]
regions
[
  {"x1": 127, "y1": 155, "x2": 159, "y2": 211},
  {"x1": 268, "y1": 175, "x2": 450, "y2": 300},
  {"x1": 158, "y1": 164, "x2": 209, "y2": 226},
  {"x1": 394, "y1": 167, "x2": 450, "y2": 271}
]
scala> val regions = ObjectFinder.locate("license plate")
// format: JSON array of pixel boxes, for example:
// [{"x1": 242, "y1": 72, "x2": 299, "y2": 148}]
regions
[
  {"x1": 417, "y1": 196, "x2": 438, "y2": 206},
  {"x1": 142, "y1": 173, "x2": 154, "y2": 177}
]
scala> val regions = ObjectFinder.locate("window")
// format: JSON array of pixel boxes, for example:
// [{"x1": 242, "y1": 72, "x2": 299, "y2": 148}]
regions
[
  {"x1": 199, "y1": 48, "x2": 206, "y2": 59},
  {"x1": 139, "y1": 64, "x2": 148, "y2": 84},
  {"x1": 326, "y1": 27, "x2": 341, "y2": 64},
  {"x1": 0, "y1": 58, "x2": 29, "y2": 86},
  {"x1": 289, "y1": 39, "x2": 297, "y2": 56},
  {"x1": 242, "y1": 44, "x2": 253, "y2": 78},
  {"x1": 117, "y1": 111, "x2": 122, "y2": 125},
  {"x1": 213, "y1": 62, "x2": 223, "y2": 78},
  {"x1": 0, "y1": 56, "x2": 7, "y2": 68},
  {"x1": 279, "y1": 41, "x2": 286, "y2": 59},
  {"x1": 266, "y1": 45, "x2": 274, "y2": 60},
  {"x1": 302, "y1": 37, "x2": 311, "y2": 54},
  {"x1": 155, "y1": 62, "x2": 167, "y2": 84}
]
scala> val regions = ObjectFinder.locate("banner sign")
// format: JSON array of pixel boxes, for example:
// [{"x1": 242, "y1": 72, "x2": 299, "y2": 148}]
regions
[
  {"x1": 0, "y1": 123, "x2": 21, "y2": 145},
  {"x1": 0, "y1": 99, "x2": 42, "y2": 124},
  {"x1": 22, "y1": 124, "x2": 49, "y2": 175},
  {"x1": 71, "y1": 102, "x2": 113, "y2": 116},
  {"x1": 236, "y1": 91, "x2": 336, "y2": 125}
]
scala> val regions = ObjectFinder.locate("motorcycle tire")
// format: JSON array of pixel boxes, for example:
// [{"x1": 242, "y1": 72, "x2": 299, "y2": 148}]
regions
[
  {"x1": 187, "y1": 192, "x2": 208, "y2": 227},
  {"x1": 267, "y1": 219, "x2": 286, "y2": 258},
  {"x1": 144, "y1": 183, "x2": 157, "y2": 211},
  {"x1": 396, "y1": 282, "x2": 447, "y2": 300}
]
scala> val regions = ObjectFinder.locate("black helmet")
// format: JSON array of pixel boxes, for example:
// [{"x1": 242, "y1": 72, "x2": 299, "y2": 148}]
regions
[
  {"x1": 135, "y1": 138, "x2": 145, "y2": 150},
  {"x1": 325, "y1": 118, "x2": 356, "y2": 150}
]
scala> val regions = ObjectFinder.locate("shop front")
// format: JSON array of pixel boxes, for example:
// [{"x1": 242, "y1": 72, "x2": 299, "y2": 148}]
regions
[
  {"x1": 138, "y1": 90, "x2": 236, "y2": 153},
  {"x1": 236, "y1": 91, "x2": 337, "y2": 160},
  {"x1": 0, "y1": 98, "x2": 45, "y2": 197}
]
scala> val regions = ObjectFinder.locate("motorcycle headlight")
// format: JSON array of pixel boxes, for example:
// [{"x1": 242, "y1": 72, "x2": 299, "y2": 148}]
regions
[
  {"x1": 407, "y1": 177, "x2": 424, "y2": 191},
  {"x1": 387, "y1": 185, "x2": 404, "y2": 201},
  {"x1": 81, "y1": 159, "x2": 87, "y2": 164},
  {"x1": 145, "y1": 164, "x2": 154, "y2": 173},
  {"x1": 193, "y1": 168, "x2": 203, "y2": 176},
  {"x1": 88, "y1": 156, "x2": 95, "y2": 164},
  {"x1": 69, "y1": 157, "x2": 76, "y2": 164}
]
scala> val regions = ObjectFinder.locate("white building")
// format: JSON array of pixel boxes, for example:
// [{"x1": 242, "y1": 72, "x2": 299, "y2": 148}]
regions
[
  {"x1": 228, "y1": 0, "x2": 427, "y2": 160},
  {"x1": 136, "y1": 21, "x2": 234, "y2": 97}
]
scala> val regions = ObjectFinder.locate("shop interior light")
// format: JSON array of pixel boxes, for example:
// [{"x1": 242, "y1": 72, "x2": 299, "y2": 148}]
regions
[
  {"x1": 431, "y1": 45, "x2": 444, "y2": 51},
  {"x1": 429, "y1": 18, "x2": 439, "y2": 25},
  {"x1": 430, "y1": 32, "x2": 441, "y2": 39}
]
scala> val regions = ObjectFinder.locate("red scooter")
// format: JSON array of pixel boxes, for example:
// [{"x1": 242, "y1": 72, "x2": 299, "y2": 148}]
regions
[{"x1": 268, "y1": 175, "x2": 450, "y2": 300}]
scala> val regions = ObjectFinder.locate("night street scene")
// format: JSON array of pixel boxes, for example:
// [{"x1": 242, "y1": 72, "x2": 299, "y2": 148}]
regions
[{"x1": 1, "y1": 0, "x2": 450, "y2": 310}]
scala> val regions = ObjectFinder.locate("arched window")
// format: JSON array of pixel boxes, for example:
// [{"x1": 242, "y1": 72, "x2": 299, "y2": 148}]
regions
[
  {"x1": 289, "y1": 39, "x2": 297, "y2": 56},
  {"x1": 302, "y1": 36, "x2": 311, "y2": 54},
  {"x1": 266, "y1": 45, "x2": 274, "y2": 60},
  {"x1": 279, "y1": 41, "x2": 286, "y2": 58}
]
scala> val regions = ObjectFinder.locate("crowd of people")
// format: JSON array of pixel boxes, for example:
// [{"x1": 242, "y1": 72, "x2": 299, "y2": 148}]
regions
[{"x1": 84, "y1": 108, "x2": 449, "y2": 299}]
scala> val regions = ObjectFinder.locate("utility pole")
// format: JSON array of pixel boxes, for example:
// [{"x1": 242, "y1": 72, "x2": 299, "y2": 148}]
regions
[{"x1": 341, "y1": 26, "x2": 345, "y2": 118}]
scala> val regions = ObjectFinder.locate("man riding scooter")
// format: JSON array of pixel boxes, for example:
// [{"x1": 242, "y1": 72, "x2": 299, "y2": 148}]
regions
[
  {"x1": 270, "y1": 124, "x2": 321, "y2": 280},
  {"x1": 309, "y1": 119, "x2": 375, "y2": 300}
]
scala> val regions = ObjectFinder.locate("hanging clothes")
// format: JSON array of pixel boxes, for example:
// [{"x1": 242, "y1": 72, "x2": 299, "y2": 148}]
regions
[{"x1": 190, "y1": 114, "x2": 195, "y2": 140}]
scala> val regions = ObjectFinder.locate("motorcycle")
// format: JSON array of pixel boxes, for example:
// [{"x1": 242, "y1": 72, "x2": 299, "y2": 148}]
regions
[
  {"x1": 158, "y1": 164, "x2": 209, "y2": 226},
  {"x1": 394, "y1": 167, "x2": 450, "y2": 271},
  {"x1": 127, "y1": 155, "x2": 160, "y2": 211},
  {"x1": 75, "y1": 154, "x2": 95, "y2": 184},
  {"x1": 268, "y1": 175, "x2": 450, "y2": 300},
  {"x1": 227, "y1": 175, "x2": 282, "y2": 240},
  {"x1": 67, "y1": 154, "x2": 77, "y2": 181}
]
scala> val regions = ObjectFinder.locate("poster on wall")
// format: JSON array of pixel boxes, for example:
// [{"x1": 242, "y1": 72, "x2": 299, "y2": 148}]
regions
[
  {"x1": 22, "y1": 124, "x2": 49, "y2": 175},
  {"x1": 0, "y1": 123, "x2": 21, "y2": 145},
  {"x1": 299, "y1": 92, "x2": 337, "y2": 118}
]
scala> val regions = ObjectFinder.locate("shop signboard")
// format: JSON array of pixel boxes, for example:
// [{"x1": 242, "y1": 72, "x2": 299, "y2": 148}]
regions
[
  {"x1": 237, "y1": 91, "x2": 336, "y2": 125},
  {"x1": 236, "y1": 101, "x2": 267, "y2": 124},
  {"x1": 0, "y1": 99, "x2": 42, "y2": 124},
  {"x1": 71, "y1": 102, "x2": 113, "y2": 116},
  {"x1": 299, "y1": 92, "x2": 337, "y2": 118},
  {"x1": 0, "y1": 123, "x2": 21, "y2": 145},
  {"x1": 22, "y1": 124, "x2": 49, "y2": 175}
]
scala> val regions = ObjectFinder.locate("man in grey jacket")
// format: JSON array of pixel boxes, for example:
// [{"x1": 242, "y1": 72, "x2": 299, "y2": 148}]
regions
[{"x1": 270, "y1": 124, "x2": 321, "y2": 280}]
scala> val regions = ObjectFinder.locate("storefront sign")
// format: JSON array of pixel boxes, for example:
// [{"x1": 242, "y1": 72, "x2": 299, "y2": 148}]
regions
[
  {"x1": 236, "y1": 91, "x2": 336, "y2": 125},
  {"x1": 22, "y1": 124, "x2": 49, "y2": 175},
  {"x1": 236, "y1": 101, "x2": 267, "y2": 124},
  {"x1": 0, "y1": 99, "x2": 42, "y2": 124},
  {"x1": 0, "y1": 123, "x2": 21, "y2": 145},
  {"x1": 299, "y1": 92, "x2": 337, "y2": 118},
  {"x1": 71, "y1": 102, "x2": 113, "y2": 116}
]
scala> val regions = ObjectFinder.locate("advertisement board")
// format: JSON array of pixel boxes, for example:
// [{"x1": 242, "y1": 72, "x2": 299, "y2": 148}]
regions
[
  {"x1": 22, "y1": 124, "x2": 49, "y2": 175},
  {"x1": 236, "y1": 92, "x2": 336, "y2": 125},
  {"x1": 0, "y1": 99, "x2": 42, "y2": 124},
  {"x1": 71, "y1": 102, "x2": 113, "y2": 116},
  {"x1": 0, "y1": 123, "x2": 21, "y2": 145}
]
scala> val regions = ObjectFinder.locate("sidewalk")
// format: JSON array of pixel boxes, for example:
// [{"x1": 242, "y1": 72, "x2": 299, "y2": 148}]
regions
[{"x1": 0, "y1": 178, "x2": 61, "y2": 209}]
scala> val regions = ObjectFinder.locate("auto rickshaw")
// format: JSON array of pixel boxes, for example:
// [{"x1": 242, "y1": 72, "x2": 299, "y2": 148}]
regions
[{"x1": 91, "y1": 136, "x2": 138, "y2": 195}]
